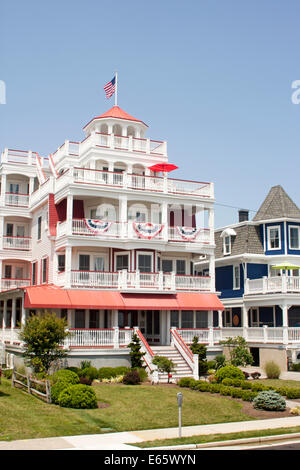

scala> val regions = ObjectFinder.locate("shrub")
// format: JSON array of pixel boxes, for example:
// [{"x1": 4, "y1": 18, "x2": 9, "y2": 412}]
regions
[
  {"x1": 196, "y1": 382, "x2": 210, "y2": 392},
  {"x1": 215, "y1": 365, "x2": 245, "y2": 383},
  {"x1": 264, "y1": 361, "x2": 281, "y2": 379},
  {"x1": 58, "y1": 384, "x2": 98, "y2": 409},
  {"x1": 253, "y1": 391, "x2": 286, "y2": 411},
  {"x1": 240, "y1": 390, "x2": 257, "y2": 402},
  {"x1": 240, "y1": 381, "x2": 252, "y2": 390},
  {"x1": 178, "y1": 377, "x2": 195, "y2": 388},
  {"x1": 207, "y1": 360, "x2": 216, "y2": 370},
  {"x1": 51, "y1": 380, "x2": 71, "y2": 404},
  {"x1": 122, "y1": 370, "x2": 141, "y2": 385},
  {"x1": 291, "y1": 363, "x2": 300, "y2": 372},
  {"x1": 98, "y1": 367, "x2": 118, "y2": 380},
  {"x1": 152, "y1": 356, "x2": 175, "y2": 383},
  {"x1": 51, "y1": 369, "x2": 80, "y2": 385},
  {"x1": 114, "y1": 366, "x2": 131, "y2": 376},
  {"x1": 230, "y1": 388, "x2": 244, "y2": 399},
  {"x1": 215, "y1": 354, "x2": 226, "y2": 370},
  {"x1": 285, "y1": 388, "x2": 300, "y2": 399},
  {"x1": 132, "y1": 367, "x2": 148, "y2": 382},
  {"x1": 207, "y1": 383, "x2": 221, "y2": 393},
  {"x1": 79, "y1": 377, "x2": 93, "y2": 386},
  {"x1": 219, "y1": 385, "x2": 232, "y2": 396},
  {"x1": 79, "y1": 366, "x2": 99, "y2": 382}
]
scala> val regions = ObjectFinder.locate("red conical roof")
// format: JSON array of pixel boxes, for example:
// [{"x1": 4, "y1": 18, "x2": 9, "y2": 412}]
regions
[{"x1": 84, "y1": 105, "x2": 148, "y2": 129}]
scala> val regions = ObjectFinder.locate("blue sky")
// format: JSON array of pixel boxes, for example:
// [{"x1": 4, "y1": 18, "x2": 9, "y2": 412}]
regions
[{"x1": 1, "y1": 0, "x2": 300, "y2": 228}]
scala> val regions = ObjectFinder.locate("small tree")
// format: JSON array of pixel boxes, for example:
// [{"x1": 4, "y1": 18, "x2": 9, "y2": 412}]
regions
[
  {"x1": 221, "y1": 336, "x2": 253, "y2": 367},
  {"x1": 152, "y1": 355, "x2": 175, "y2": 383},
  {"x1": 19, "y1": 312, "x2": 70, "y2": 376},
  {"x1": 190, "y1": 336, "x2": 208, "y2": 375},
  {"x1": 128, "y1": 333, "x2": 146, "y2": 368}
]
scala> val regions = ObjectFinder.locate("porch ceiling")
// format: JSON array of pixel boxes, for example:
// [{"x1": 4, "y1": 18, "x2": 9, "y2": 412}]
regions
[{"x1": 23, "y1": 285, "x2": 224, "y2": 311}]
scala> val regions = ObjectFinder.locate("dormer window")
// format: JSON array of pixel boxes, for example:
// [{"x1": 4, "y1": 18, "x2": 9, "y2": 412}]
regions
[
  {"x1": 267, "y1": 225, "x2": 281, "y2": 250},
  {"x1": 220, "y1": 228, "x2": 236, "y2": 256}
]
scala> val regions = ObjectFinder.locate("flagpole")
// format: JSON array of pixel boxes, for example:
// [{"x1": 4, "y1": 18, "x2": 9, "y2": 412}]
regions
[{"x1": 115, "y1": 71, "x2": 118, "y2": 106}]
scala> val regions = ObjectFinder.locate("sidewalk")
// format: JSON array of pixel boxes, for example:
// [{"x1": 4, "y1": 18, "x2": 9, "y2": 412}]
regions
[{"x1": 1, "y1": 416, "x2": 300, "y2": 450}]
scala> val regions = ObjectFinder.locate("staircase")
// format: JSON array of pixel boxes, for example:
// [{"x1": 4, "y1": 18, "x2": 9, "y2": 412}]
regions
[{"x1": 151, "y1": 345, "x2": 194, "y2": 383}]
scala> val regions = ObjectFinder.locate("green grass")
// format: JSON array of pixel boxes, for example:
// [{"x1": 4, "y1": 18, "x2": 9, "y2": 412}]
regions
[
  {"x1": 133, "y1": 426, "x2": 300, "y2": 448},
  {"x1": 0, "y1": 379, "x2": 255, "y2": 441}
]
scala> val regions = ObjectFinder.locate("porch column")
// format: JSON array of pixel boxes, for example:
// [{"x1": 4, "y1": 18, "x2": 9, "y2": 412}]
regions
[
  {"x1": 208, "y1": 207, "x2": 214, "y2": 245},
  {"x1": 0, "y1": 216, "x2": 3, "y2": 250},
  {"x1": 119, "y1": 195, "x2": 127, "y2": 238},
  {"x1": 218, "y1": 310, "x2": 223, "y2": 328},
  {"x1": 67, "y1": 309, "x2": 72, "y2": 328},
  {"x1": 208, "y1": 253, "x2": 215, "y2": 292},
  {"x1": 161, "y1": 201, "x2": 168, "y2": 241},
  {"x1": 66, "y1": 193, "x2": 73, "y2": 236},
  {"x1": 112, "y1": 310, "x2": 118, "y2": 327},
  {"x1": 65, "y1": 246, "x2": 72, "y2": 288},
  {"x1": 11, "y1": 298, "x2": 16, "y2": 329},
  {"x1": 21, "y1": 295, "x2": 26, "y2": 327},
  {"x1": 280, "y1": 304, "x2": 290, "y2": 345},
  {"x1": 242, "y1": 304, "x2": 248, "y2": 341},
  {"x1": 1, "y1": 174, "x2": 6, "y2": 206},
  {"x1": 3, "y1": 299, "x2": 7, "y2": 329},
  {"x1": 207, "y1": 310, "x2": 213, "y2": 327},
  {"x1": 29, "y1": 176, "x2": 35, "y2": 195}
]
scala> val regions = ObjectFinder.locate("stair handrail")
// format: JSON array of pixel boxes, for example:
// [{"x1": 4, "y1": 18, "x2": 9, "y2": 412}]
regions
[
  {"x1": 170, "y1": 327, "x2": 198, "y2": 379},
  {"x1": 133, "y1": 327, "x2": 159, "y2": 382}
]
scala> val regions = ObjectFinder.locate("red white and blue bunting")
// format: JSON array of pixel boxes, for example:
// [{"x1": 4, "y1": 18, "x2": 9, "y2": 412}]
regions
[
  {"x1": 133, "y1": 222, "x2": 164, "y2": 240},
  {"x1": 84, "y1": 219, "x2": 112, "y2": 234},
  {"x1": 176, "y1": 226, "x2": 200, "y2": 241}
]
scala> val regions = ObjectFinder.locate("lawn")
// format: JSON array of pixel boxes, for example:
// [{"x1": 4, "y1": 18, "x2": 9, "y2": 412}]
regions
[{"x1": 0, "y1": 378, "x2": 256, "y2": 442}]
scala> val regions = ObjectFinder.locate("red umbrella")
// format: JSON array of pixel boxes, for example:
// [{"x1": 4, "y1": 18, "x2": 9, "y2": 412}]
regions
[{"x1": 148, "y1": 163, "x2": 178, "y2": 173}]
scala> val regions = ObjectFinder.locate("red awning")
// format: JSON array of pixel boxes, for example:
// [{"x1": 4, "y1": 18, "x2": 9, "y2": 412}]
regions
[{"x1": 24, "y1": 286, "x2": 224, "y2": 311}]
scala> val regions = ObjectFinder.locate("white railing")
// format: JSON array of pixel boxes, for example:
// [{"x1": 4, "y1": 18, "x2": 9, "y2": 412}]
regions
[
  {"x1": 1, "y1": 278, "x2": 31, "y2": 291},
  {"x1": 170, "y1": 328, "x2": 198, "y2": 380},
  {"x1": 71, "y1": 167, "x2": 213, "y2": 199},
  {"x1": 245, "y1": 276, "x2": 300, "y2": 295},
  {"x1": 3, "y1": 236, "x2": 31, "y2": 250},
  {"x1": 64, "y1": 327, "x2": 133, "y2": 348},
  {"x1": 177, "y1": 328, "x2": 210, "y2": 344},
  {"x1": 70, "y1": 269, "x2": 211, "y2": 292},
  {"x1": 134, "y1": 327, "x2": 159, "y2": 382},
  {"x1": 56, "y1": 219, "x2": 212, "y2": 246},
  {"x1": 5, "y1": 193, "x2": 29, "y2": 207}
]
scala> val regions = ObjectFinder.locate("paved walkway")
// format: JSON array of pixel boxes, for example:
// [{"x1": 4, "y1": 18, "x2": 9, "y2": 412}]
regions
[{"x1": 1, "y1": 368, "x2": 300, "y2": 450}]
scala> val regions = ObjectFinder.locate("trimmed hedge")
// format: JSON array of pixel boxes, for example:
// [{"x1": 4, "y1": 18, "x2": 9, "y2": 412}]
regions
[{"x1": 58, "y1": 384, "x2": 98, "y2": 409}]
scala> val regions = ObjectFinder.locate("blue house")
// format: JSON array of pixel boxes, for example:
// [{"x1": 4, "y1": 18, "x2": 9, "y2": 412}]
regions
[{"x1": 199, "y1": 185, "x2": 300, "y2": 370}]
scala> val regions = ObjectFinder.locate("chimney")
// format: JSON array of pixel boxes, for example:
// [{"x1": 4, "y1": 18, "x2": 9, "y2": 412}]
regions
[{"x1": 238, "y1": 209, "x2": 249, "y2": 223}]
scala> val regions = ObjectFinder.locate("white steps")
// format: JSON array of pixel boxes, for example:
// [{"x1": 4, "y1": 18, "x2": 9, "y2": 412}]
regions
[{"x1": 151, "y1": 345, "x2": 194, "y2": 383}]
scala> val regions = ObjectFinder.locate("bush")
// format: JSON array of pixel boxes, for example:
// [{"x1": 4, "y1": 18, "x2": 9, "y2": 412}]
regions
[
  {"x1": 132, "y1": 367, "x2": 148, "y2": 382},
  {"x1": 215, "y1": 365, "x2": 245, "y2": 383},
  {"x1": 78, "y1": 366, "x2": 98, "y2": 382},
  {"x1": 264, "y1": 361, "x2": 281, "y2": 379},
  {"x1": 219, "y1": 385, "x2": 233, "y2": 396},
  {"x1": 51, "y1": 380, "x2": 70, "y2": 404},
  {"x1": 285, "y1": 388, "x2": 300, "y2": 399},
  {"x1": 196, "y1": 382, "x2": 210, "y2": 392},
  {"x1": 253, "y1": 391, "x2": 286, "y2": 411},
  {"x1": 98, "y1": 367, "x2": 118, "y2": 380},
  {"x1": 240, "y1": 390, "x2": 257, "y2": 402},
  {"x1": 58, "y1": 384, "x2": 98, "y2": 409},
  {"x1": 215, "y1": 354, "x2": 226, "y2": 370},
  {"x1": 178, "y1": 377, "x2": 196, "y2": 388},
  {"x1": 291, "y1": 363, "x2": 300, "y2": 372},
  {"x1": 51, "y1": 369, "x2": 80, "y2": 385},
  {"x1": 122, "y1": 370, "x2": 141, "y2": 385},
  {"x1": 79, "y1": 377, "x2": 93, "y2": 386}
]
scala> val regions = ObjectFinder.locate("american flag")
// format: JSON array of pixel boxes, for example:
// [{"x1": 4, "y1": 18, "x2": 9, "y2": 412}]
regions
[{"x1": 103, "y1": 76, "x2": 116, "y2": 99}]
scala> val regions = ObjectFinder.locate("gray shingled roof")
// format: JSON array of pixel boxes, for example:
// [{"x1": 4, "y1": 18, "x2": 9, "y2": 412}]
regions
[
  {"x1": 253, "y1": 185, "x2": 300, "y2": 221},
  {"x1": 215, "y1": 224, "x2": 264, "y2": 258}
]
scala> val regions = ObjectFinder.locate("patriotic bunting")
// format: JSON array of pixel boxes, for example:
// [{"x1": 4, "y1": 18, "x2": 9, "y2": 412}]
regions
[
  {"x1": 176, "y1": 226, "x2": 200, "y2": 241},
  {"x1": 133, "y1": 222, "x2": 164, "y2": 240},
  {"x1": 84, "y1": 219, "x2": 112, "y2": 234}
]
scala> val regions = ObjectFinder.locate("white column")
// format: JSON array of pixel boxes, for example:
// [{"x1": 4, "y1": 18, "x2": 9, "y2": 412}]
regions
[
  {"x1": 66, "y1": 193, "x2": 73, "y2": 235},
  {"x1": 29, "y1": 176, "x2": 35, "y2": 195},
  {"x1": 209, "y1": 253, "x2": 215, "y2": 292},
  {"x1": 65, "y1": 246, "x2": 72, "y2": 288},
  {"x1": 21, "y1": 296, "x2": 26, "y2": 327},
  {"x1": 3, "y1": 299, "x2": 7, "y2": 329},
  {"x1": 281, "y1": 304, "x2": 289, "y2": 345},
  {"x1": 112, "y1": 309, "x2": 118, "y2": 327},
  {"x1": 208, "y1": 207, "x2": 214, "y2": 245},
  {"x1": 218, "y1": 310, "x2": 223, "y2": 328},
  {"x1": 11, "y1": 298, "x2": 16, "y2": 329},
  {"x1": 119, "y1": 195, "x2": 127, "y2": 238},
  {"x1": 161, "y1": 201, "x2": 168, "y2": 241},
  {"x1": 1, "y1": 174, "x2": 6, "y2": 205},
  {"x1": 242, "y1": 304, "x2": 248, "y2": 341}
]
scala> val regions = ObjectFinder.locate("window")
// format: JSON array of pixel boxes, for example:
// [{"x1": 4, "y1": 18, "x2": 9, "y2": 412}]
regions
[
  {"x1": 15, "y1": 267, "x2": 23, "y2": 280},
  {"x1": 58, "y1": 255, "x2": 65, "y2": 273},
  {"x1": 171, "y1": 310, "x2": 179, "y2": 328},
  {"x1": 75, "y1": 310, "x2": 85, "y2": 328},
  {"x1": 176, "y1": 260, "x2": 186, "y2": 275},
  {"x1": 116, "y1": 254, "x2": 129, "y2": 271},
  {"x1": 79, "y1": 254, "x2": 90, "y2": 271},
  {"x1": 196, "y1": 311, "x2": 208, "y2": 328},
  {"x1": 181, "y1": 311, "x2": 193, "y2": 328},
  {"x1": 42, "y1": 258, "x2": 47, "y2": 283},
  {"x1": 32, "y1": 262, "x2": 37, "y2": 285},
  {"x1": 89, "y1": 310, "x2": 99, "y2": 328},
  {"x1": 16, "y1": 226, "x2": 25, "y2": 238},
  {"x1": 233, "y1": 265, "x2": 240, "y2": 290},
  {"x1": 267, "y1": 226, "x2": 280, "y2": 250},
  {"x1": 138, "y1": 254, "x2": 152, "y2": 272},
  {"x1": 37, "y1": 216, "x2": 42, "y2": 240},
  {"x1": 223, "y1": 235, "x2": 231, "y2": 255},
  {"x1": 4, "y1": 265, "x2": 12, "y2": 279},
  {"x1": 289, "y1": 226, "x2": 300, "y2": 250},
  {"x1": 94, "y1": 257, "x2": 105, "y2": 272},
  {"x1": 6, "y1": 224, "x2": 13, "y2": 236},
  {"x1": 162, "y1": 259, "x2": 173, "y2": 273}
]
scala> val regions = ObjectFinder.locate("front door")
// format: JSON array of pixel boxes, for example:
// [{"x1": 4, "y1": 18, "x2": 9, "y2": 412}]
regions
[{"x1": 144, "y1": 310, "x2": 160, "y2": 344}]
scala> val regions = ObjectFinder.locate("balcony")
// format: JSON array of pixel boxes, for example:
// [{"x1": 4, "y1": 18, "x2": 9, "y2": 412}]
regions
[
  {"x1": 3, "y1": 236, "x2": 31, "y2": 251},
  {"x1": 245, "y1": 276, "x2": 300, "y2": 295},
  {"x1": 70, "y1": 270, "x2": 211, "y2": 292},
  {"x1": 57, "y1": 219, "x2": 212, "y2": 245},
  {"x1": 5, "y1": 193, "x2": 29, "y2": 208},
  {"x1": 1, "y1": 278, "x2": 31, "y2": 291}
]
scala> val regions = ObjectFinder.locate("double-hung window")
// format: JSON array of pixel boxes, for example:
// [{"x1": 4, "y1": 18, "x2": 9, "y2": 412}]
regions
[
  {"x1": 289, "y1": 226, "x2": 300, "y2": 250},
  {"x1": 223, "y1": 235, "x2": 231, "y2": 255},
  {"x1": 267, "y1": 226, "x2": 281, "y2": 250},
  {"x1": 233, "y1": 264, "x2": 240, "y2": 290}
]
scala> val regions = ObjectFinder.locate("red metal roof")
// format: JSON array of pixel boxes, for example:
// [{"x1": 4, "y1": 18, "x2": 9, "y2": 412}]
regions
[
  {"x1": 83, "y1": 106, "x2": 148, "y2": 129},
  {"x1": 24, "y1": 286, "x2": 224, "y2": 311}
]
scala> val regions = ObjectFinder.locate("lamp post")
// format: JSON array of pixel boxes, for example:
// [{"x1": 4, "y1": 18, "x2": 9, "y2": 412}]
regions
[{"x1": 177, "y1": 392, "x2": 183, "y2": 438}]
